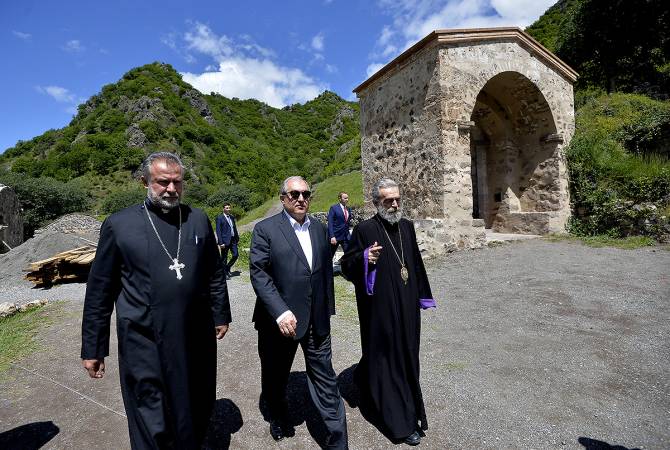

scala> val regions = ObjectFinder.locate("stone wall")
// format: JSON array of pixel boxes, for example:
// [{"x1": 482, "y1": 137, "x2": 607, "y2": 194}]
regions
[
  {"x1": 356, "y1": 29, "x2": 576, "y2": 257},
  {"x1": 0, "y1": 184, "x2": 23, "y2": 251}
]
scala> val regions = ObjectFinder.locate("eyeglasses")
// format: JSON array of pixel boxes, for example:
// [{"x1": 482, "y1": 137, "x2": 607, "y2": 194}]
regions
[
  {"x1": 284, "y1": 190, "x2": 312, "y2": 201},
  {"x1": 381, "y1": 196, "x2": 401, "y2": 207}
]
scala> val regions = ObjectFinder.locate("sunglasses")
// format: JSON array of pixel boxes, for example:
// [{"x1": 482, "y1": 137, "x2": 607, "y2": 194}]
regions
[
  {"x1": 382, "y1": 196, "x2": 401, "y2": 207},
  {"x1": 284, "y1": 190, "x2": 312, "y2": 201}
]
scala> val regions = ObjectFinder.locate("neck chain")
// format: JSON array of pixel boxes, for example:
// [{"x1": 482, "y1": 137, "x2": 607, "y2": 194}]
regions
[
  {"x1": 380, "y1": 220, "x2": 409, "y2": 285},
  {"x1": 144, "y1": 204, "x2": 185, "y2": 280}
]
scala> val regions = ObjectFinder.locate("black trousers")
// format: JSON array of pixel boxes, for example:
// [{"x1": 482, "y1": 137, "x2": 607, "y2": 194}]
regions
[
  {"x1": 220, "y1": 242, "x2": 238, "y2": 273},
  {"x1": 330, "y1": 239, "x2": 350, "y2": 258},
  {"x1": 258, "y1": 324, "x2": 348, "y2": 449}
]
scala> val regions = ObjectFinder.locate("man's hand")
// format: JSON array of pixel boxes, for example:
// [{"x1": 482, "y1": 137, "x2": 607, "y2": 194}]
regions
[
  {"x1": 219, "y1": 244, "x2": 226, "y2": 249},
  {"x1": 368, "y1": 241, "x2": 383, "y2": 264},
  {"x1": 330, "y1": 237, "x2": 337, "y2": 245},
  {"x1": 278, "y1": 312, "x2": 297, "y2": 338},
  {"x1": 215, "y1": 324, "x2": 229, "y2": 339},
  {"x1": 82, "y1": 358, "x2": 105, "y2": 379}
]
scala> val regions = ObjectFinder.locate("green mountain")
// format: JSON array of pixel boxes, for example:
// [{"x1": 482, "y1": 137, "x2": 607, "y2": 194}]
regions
[
  {"x1": 526, "y1": 0, "x2": 669, "y2": 97},
  {"x1": 0, "y1": 62, "x2": 360, "y2": 216},
  {"x1": 525, "y1": 0, "x2": 579, "y2": 53}
]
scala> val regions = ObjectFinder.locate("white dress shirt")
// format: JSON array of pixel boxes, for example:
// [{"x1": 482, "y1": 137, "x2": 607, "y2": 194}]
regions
[{"x1": 276, "y1": 210, "x2": 312, "y2": 324}]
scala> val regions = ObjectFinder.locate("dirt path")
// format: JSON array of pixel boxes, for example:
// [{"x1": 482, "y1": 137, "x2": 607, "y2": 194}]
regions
[{"x1": 0, "y1": 240, "x2": 668, "y2": 449}]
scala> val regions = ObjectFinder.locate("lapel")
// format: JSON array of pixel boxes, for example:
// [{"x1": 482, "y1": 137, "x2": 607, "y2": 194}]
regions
[{"x1": 278, "y1": 212, "x2": 311, "y2": 271}]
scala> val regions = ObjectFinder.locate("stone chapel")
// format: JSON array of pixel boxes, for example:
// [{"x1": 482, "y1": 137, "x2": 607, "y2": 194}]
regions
[{"x1": 354, "y1": 28, "x2": 577, "y2": 255}]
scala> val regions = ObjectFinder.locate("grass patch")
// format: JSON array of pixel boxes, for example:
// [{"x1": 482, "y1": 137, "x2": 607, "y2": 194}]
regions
[
  {"x1": 544, "y1": 233, "x2": 657, "y2": 249},
  {"x1": 229, "y1": 231, "x2": 252, "y2": 270},
  {"x1": 238, "y1": 197, "x2": 278, "y2": 226},
  {"x1": 0, "y1": 303, "x2": 61, "y2": 376},
  {"x1": 334, "y1": 276, "x2": 359, "y2": 324},
  {"x1": 310, "y1": 171, "x2": 363, "y2": 212}
]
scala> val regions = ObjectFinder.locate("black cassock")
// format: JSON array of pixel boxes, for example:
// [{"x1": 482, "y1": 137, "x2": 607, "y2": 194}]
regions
[
  {"x1": 340, "y1": 214, "x2": 435, "y2": 440},
  {"x1": 81, "y1": 201, "x2": 231, "y2": 450}
]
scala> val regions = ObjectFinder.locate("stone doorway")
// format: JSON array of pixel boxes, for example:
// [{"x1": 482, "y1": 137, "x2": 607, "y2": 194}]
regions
[{"x1": 469, "y1": 71, "x2": 564, "y2": 234}]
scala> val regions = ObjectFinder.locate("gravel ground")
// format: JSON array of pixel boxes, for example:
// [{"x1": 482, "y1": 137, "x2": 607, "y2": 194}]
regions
[{"x1": 0, "y1": 239, "x2": 668, "y2": 449}]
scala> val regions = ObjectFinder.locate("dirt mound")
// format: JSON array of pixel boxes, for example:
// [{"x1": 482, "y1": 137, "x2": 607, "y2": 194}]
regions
[{"x1": 0, "y1": 214, "x2": 101, "y2": 285}]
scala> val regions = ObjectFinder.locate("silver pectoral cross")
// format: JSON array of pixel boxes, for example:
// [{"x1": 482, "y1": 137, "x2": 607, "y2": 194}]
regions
[{"x1": 169, "y1": 258, "x2": 185, "y2": 280}]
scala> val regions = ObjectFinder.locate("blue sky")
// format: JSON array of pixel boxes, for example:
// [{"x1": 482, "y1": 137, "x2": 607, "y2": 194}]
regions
[{"x1": 0, "y1": 0, "x2": 555, "y2": 153}]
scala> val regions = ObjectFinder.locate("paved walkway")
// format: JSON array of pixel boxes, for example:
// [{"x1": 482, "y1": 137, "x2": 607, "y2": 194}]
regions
[{"x1": 0, "y1": 239, "x2": 668, "y2": 449}]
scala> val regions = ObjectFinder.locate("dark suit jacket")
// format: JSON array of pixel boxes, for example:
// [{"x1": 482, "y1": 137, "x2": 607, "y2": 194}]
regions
[
  {"x1": 327, "y1": 203, "x2": 351, "y2": 242},
  {"x1": 215, "y1": 214, "x2": 238, "y2": 246},
  {"x1": 250, "y1": 211, "x2": 335, "y2": 339}
]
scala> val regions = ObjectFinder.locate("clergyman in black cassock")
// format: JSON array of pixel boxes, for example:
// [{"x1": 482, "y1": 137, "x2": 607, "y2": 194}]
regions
[
  {"x1": 340, "y1": 179, "x2": 435, "y2": 444},
  {"x1": 81, "y1": 153, "x2": 231, "y2": 449}
]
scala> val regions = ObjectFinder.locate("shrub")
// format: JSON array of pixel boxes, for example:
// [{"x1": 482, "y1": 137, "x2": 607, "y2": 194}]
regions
[
  {"x1": 0, "y1": 172, "x2": 91, "y2": 238},
  {"x1": 206, "y1": 184, "x2": 256, "y2": 211},
  {"x1": 567, "y1": 93, "x2": 670, "y2": 239},
  {"x1": 100, "y1": 185, "x2": 146, "y2": 215}
]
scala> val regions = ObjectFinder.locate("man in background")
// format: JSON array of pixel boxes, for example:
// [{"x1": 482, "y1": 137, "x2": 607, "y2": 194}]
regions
[
  {"x1": 216, "y1": 202, "x2": 239, "y2": 279},
  {"x1": 327, "y1": 192, "x2": 352, "y2": 258}
]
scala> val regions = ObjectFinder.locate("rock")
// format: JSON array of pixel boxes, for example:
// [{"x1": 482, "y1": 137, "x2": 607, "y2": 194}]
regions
[
  {"x1": 18, "y1": 299, "x2": 48, "y2": 312},
  {"x1": 0, "y1": 302, "x2": 17, "y2": 318},
  {"x1": 181, "y1": 89, "x2": 216, "y2": 125},
  {"x1": 125, "y1": 123, "x2": 148, "y2": 148}
]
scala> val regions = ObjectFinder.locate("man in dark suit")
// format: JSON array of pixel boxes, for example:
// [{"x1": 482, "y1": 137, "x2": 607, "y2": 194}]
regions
[
  {"x1": 216, "y1": 202, "x2": 239, "y2": 279},
  {"x1": 250, "y1": 176, "x2": 348, "y2": 449},
  {"x1": 327, "y1": 192, "x2": 352, "y2": 257}
]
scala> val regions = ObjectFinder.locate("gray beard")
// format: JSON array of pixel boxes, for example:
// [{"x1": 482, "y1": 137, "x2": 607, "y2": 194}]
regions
[
  {"x1": 147, "y1": 193, "x2": 180, "y2": 210},
  {"x1": 377, "y1": 205, "x2": 402, "y2": 224}
]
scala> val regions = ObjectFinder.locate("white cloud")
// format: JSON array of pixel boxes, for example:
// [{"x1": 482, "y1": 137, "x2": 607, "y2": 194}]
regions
[
  {"x1": 12, "y1": 30, "x2": 31, "y2": 40},
  {"x1": 36, "y1": 85, "x2": 76, "y2": 103},
  {"x1": 311, "y1": 32, "x2": 325, "y2": 52},
  {"x1": 372, "y1": 0, "x2": 556, "y2": 64},
  {"x1": 366, "y1": 63, "x2": 386, "y2": 78},
  {"x1": 168, "y1": 23, "x2": 328, "y2": 107},
  {"x1": 63, "y1": 39, "x2": 84, "y2": 52},
  {"x1": 184, "y1": 22, "x2": 233, "y2": 59},
  {"x1": 182, "y1": 58, "x2": 326, "y2": 108}
]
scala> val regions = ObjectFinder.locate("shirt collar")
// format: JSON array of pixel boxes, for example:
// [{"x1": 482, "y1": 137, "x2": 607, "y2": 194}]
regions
[{"x1": 284, "y1": 210, "x2": 310, "y2": 229}]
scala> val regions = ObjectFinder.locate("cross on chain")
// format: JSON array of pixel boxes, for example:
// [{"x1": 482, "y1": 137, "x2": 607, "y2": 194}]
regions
[{"x1": 169, "y1": 258, "x2": 185, "y2": 280}]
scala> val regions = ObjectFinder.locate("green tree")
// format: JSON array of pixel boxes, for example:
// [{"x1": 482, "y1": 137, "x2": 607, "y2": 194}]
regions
[
  {"x1": 0, "y1": 172, "x2": 90, "y2": 238},
  {"x1": 554, "y1": 0, "x2": 669, "y2": 96}
]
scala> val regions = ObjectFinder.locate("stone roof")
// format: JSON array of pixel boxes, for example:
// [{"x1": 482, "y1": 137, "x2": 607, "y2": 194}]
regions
[{"x1": 353, "y1": 27, "x2": 578, "y2": 94}]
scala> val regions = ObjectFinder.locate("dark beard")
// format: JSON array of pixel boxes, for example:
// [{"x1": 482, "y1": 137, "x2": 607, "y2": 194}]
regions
[{"x1": 377, "y1": 204, "x2": 401, "y2": 224}]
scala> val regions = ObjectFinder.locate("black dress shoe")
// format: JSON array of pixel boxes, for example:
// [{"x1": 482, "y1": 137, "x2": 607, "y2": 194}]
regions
[
  {"x1": 403, "y1": 431, "x2": 421, "y2": 446},
  {"x1": 269, "y1": 421, "x2": 284, "y2": 441}
]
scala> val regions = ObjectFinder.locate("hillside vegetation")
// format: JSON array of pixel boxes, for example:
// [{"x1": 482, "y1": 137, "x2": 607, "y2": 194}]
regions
[
  {"x1": 0, "y1": 63, "x2": 360, "y2": 235},
  {"x1": 527, "y1": 0, "x2": 670, "y2": 240}
]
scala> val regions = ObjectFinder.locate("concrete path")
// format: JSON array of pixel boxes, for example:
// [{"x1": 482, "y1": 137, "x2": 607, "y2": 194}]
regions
[{"x1": 0, "y1": 239, "x2": 668, "y2": 449}]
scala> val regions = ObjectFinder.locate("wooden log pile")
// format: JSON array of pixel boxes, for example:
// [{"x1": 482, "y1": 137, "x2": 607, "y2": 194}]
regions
[{"x1": 25, "y1": 245, "x2": 96, "y2": 286}]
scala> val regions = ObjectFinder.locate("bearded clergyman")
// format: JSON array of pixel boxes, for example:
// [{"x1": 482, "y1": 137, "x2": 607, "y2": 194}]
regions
[
  {"x1": 340, "y1": 177, "x2": 436, "y2": 447},
  {"x1": 80, "y1": 151, "x2": 231, "y2": 449}
]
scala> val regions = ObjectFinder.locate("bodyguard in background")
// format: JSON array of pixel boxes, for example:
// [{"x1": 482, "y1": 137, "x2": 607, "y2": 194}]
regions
[
  {"x1": 250, "y1": 176, "x2": 348, "y2": 448},
  {"x1": 216, "y1": 202, "x2": 239, "y2": 279},
  {"x1": 327, "y1": 191, "x2": 352, "y2": 257}
]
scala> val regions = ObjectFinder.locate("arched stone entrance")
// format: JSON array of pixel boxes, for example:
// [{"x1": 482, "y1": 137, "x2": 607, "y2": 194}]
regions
[
  {"x1": 354, "y1": 28, "x2": 577, "y2": 256},
  {"x1": 470, "y1": 71, "x2": 564, "y2": 234}
]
